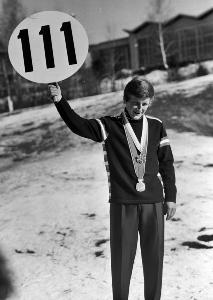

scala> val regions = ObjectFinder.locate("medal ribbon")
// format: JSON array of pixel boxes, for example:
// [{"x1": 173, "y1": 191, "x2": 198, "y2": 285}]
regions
[{"x1": 122, "y1": 111, "x2": 148, "y2": 182}]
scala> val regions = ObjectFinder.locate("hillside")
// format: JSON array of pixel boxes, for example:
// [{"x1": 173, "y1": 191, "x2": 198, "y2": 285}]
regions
[{"x1": 0, "y1": 74, "x2": 213, "y2": 171}]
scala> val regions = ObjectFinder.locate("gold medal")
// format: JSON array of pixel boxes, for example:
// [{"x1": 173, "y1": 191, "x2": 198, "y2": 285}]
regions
[{"x1": 136, "y1": 180, "x2": 145, "y2": 192}]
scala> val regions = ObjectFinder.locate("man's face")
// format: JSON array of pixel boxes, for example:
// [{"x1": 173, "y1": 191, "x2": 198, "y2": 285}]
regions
[{"x1": 124, "y1": 95, "x2": 151, "y2": 120}]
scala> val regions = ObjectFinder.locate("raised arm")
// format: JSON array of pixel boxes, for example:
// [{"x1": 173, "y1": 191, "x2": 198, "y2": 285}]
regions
[{"x1": 48, "y1": 83, "x2": 108, "y2": 142}]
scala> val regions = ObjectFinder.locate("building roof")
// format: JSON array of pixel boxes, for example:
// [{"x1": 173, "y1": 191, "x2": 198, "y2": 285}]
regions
[
  {"x1": 125, "y1": 7, "x2": 213, "y2": 33},
  {"x1": 90, "y1": 36, "x2": 129, "y2": 50},
  {"x1": 197, "y1": 7, "x2": 213, "y2": 19},
  {"x1": 164, "y1": 14, "x2": 196, "y2": 27},
  {"x1": 124, "y1": 21, "x2": 157, "y2": 34}
]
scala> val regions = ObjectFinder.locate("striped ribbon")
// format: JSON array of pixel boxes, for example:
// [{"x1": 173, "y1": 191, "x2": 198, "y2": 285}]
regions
[{"x1": 122, "y1": 111, "x2": 148, "y2": 183}]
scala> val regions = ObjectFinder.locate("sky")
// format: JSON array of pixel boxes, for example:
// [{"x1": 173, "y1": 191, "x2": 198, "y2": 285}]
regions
[{"x1": 2, "y1": 0, "x2": 213, "y2": 44}]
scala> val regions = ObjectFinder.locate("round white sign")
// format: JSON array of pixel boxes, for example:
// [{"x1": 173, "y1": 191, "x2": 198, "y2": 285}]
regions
[{"x1": 8, "y1": 11, "x2": 89, "y2": 83}]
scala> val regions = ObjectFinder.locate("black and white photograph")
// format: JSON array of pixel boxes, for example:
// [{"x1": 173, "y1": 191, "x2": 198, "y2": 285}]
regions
[{"x1": 0, "y1": 0, "x2": 213, "y2": 299}]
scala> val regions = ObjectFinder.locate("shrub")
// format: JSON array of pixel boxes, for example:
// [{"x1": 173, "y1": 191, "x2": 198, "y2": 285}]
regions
[
  {"x1": 167, "y1": 68, "x2": 183, "y2": 82},
  {"x1": 115, "y1": 69, "x2": 132, "y2": 79},
  {"x1": 196, "y1": 64, "x2": 209, "y2": 77}
]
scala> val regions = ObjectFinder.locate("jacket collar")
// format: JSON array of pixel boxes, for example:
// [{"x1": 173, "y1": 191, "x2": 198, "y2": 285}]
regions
[{"x1": 122, "y1": 108, "x2": 143, "y2": 123}]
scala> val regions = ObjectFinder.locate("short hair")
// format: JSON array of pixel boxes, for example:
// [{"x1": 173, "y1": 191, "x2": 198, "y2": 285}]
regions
[{"x1": 123, "y1": 76, "x2": 154, "y2": 102}]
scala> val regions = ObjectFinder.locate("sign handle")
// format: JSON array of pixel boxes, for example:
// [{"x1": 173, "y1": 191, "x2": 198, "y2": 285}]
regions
[{"x1": 49, "y1": 82, "x2": 60, "y2": 102}]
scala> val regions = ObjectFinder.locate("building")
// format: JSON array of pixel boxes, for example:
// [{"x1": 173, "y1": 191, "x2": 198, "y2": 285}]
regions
[
  {"x1": 90, "y1": 37, "x2": 130, "y2": 77},
  {"x1": 90, "y1": 8, "x2": 213, "y2": 73}
]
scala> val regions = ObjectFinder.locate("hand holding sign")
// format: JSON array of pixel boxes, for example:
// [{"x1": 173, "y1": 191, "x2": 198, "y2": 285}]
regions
[
  {"x1": 8, "y1": 11, "x2": 89, "y2": 84},
  {"x1": 48, "y1": 83, "x2": 62, "y2": 103}
]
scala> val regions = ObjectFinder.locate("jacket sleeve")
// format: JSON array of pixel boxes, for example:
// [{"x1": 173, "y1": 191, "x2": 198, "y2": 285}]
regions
[
  {"x1": 54, "y1": 97, "x2": 109, "y2": 142},
  {"x1": 157, "y1": 122, "x2": 177, "y2": 203}
]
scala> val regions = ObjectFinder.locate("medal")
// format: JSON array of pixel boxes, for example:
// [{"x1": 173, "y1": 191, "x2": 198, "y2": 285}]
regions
[
  {"x1": 136, "y1": 179, "x2": 145, "y2": 192},
  {"x1": 136, "y1": 157, "x2": 143, "y2": 164},
  {"x1": 135, "y1": 153, "x2": 146, "y2": 164},
  {"x1": 122, "y1": 111, "x2": 148, "y2": 193}
]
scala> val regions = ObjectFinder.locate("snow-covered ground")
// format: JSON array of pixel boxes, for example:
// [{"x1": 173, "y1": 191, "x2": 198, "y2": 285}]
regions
[{"x1": 0, "y1": 75, "x2": 213, "y2": 299}]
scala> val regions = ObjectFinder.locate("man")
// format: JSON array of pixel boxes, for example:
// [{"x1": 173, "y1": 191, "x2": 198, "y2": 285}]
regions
[{"x1": 48, "y1": 77, "x2": 177, "y2": 300}]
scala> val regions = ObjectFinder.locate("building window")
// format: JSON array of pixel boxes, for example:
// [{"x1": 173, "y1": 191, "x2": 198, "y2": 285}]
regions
[
  {"x1": 179, "y1": 28, "x2": 198, "y2": 62},
  {"x1": 198, "y1": 24, "x2": 213, "y2": 60},
  {"x1": 138, "y1": 36, "x2": 163, "y2": 69},
  {"x1": 97, "y1": 45, "x2": 130, "y2": 75}
]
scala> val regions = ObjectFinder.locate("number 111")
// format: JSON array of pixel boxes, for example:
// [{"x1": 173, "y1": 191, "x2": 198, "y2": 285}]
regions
[{"x1": 17, "y1": 21, "x2": 77, "y2": 72}]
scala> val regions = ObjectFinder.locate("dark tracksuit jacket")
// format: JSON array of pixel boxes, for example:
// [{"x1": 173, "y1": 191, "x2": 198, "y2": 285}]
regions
[{"x1": 55, "y1": 97, "x2": 177, "y2": 204}]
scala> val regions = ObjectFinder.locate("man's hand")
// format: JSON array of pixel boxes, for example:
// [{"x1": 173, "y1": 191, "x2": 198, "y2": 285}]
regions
[
  {"x1": 48, "y1": 82, "x2": 62, "y2": 103},
  {"x1": 163, "y1": 202, "x2": 176, "y2": 220}
]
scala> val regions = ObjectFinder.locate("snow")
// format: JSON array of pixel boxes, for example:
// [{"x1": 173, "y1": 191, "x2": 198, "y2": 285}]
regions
[{"x1": 0, "y1": 74, "x2": 213, "y2": 299}]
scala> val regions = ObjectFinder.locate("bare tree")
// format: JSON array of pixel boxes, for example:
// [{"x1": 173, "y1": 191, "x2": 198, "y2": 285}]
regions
[
  {"x1": 147, "y1": 0, "x2": 172, "y2": 69},
  {"x1": 1, "y1": 59, "x2": 14, "y2": 112},
  {"x1": 106, "y1": 23, "x2": 117, "y2": 91},
  {"x1": 0, "y1": 0, "x2": 26, "y2": 112},
  {"x1": 0, "y1": 0, "x2": 26, "y2": 47},
  {"x1": 105, "y1": 22, "x2": 126, "y2": 91}
]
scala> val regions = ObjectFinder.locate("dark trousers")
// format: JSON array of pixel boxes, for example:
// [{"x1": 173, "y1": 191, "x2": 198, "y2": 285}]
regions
[{"x1": 110, "y1": 202, "x2": 164, "y2": 300}]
